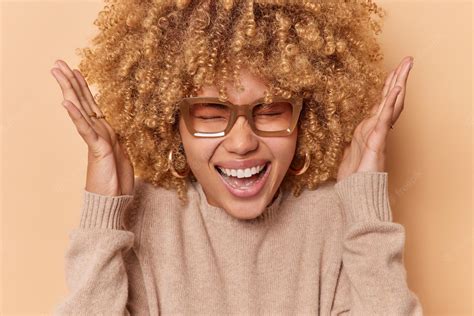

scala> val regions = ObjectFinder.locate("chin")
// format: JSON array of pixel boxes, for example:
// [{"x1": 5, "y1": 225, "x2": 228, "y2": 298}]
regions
[{"x1": 221, "y1": 200, "x2": 267, "y2": 220}]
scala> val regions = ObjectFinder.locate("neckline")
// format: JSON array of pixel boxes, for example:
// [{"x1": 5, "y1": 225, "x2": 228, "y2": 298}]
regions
[{"x1": 189, "y1": 180, "x2": 285, "y2": 225}]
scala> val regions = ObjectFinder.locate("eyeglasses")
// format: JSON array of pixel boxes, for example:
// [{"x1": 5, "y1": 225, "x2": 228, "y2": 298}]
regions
[{"x1": 178, "y1": 96, "x2": 303, "y2": 137}]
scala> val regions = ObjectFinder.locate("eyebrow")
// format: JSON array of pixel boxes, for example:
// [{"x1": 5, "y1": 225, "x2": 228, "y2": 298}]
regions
[
  {"x1": 254, "y1": 103, "x2": 275, "y2": 110},
  {"x1": 200, "y1": 96, "x2": 268, "y2": 105},
  {"x1": 197, "y1": 102, "x2": 228, "y2": 109}
]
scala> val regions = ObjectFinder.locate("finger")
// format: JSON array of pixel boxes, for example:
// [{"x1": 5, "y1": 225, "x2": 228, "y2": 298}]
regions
[
  {"x1": 62, "y1": 100, "x2": 99, "y2": 146},
  {"x1": 366, "y1": 87, "x2": 401, "y2": 153},
  {"x1": 51, "y1": 67, "x2": 94, "y2": 126},
  {"x1": 72, "y1": 69, "x2": 104, "y2": 117},
  {"x1": 370, "y1": 69, "x2": 396, "y2": 116},
  {"x1": 55, "y1": 60, "x2": 95, "y2": 117},
  {"x1": 71, "y1": 68, "x2": 117, "y2": 135},
  {"x1": 388, "y1": 56, "x2": 412, "y2": 92},
  {"x1": 70, "y1": 68, "x2": 120, "y2": 139},
  {"x1": 376, "y1": 86, "x2": 402, "y2": 134},
  {"x1": 391, "y1": 60, "x2": 413, "y2": 123},
  {"x1": 375, "y1": 58, "x2": 412, "y2": 118},
  {"x1": 382, "y1": 70, "x2": 395, "y2": 99}
]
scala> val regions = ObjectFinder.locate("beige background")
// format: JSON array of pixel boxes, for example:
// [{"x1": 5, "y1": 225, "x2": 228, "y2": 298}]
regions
[{"x1": 1, "y1": 0, "x2": 472, "y2": 315}]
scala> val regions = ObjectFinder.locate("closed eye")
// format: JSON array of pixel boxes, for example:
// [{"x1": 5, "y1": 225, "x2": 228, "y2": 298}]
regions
[
  {"x1": 255, "y1": 112, "x2": 283, "y2": 116},
  {"x1": 196, "y1": 116, "x2": 226, "y2": 120}
]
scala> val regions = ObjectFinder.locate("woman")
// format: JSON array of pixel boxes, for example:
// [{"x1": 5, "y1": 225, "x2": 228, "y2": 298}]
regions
[{"x1": 51, "y1": 0, "x2": 423, "y2": 314}]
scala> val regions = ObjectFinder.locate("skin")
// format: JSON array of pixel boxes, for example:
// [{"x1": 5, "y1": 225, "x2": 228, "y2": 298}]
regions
[{"x1": 179, "y1": 68, "x2": 298, "y2": 220}]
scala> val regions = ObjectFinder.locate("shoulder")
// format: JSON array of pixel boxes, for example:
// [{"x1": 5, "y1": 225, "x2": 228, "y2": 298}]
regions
[
  {"x1": 282, "y1": 178, "x2": 344, "y2": 226},
  {"x1": 286, "y1": 178, "x2": 340, "y2": 207},
  {"x1": 133, "y1": 177, "x2": 181, "y2": 204},
  {"x1": 122, "y1": 177, "x2": 181, "y2": 231}
]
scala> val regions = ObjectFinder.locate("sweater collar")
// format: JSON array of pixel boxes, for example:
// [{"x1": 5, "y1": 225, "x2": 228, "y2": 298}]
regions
[{"x1": 189, "y1": 180, "x2": 284, "y2": 225}]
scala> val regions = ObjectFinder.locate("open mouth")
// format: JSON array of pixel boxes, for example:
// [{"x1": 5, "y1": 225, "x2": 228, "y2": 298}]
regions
[{"x1": 214, "y1": 162, "x2": 271, "y2": 198}]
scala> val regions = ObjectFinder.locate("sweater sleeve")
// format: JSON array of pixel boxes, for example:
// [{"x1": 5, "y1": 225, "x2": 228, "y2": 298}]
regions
[
  {"x1": 53, "y1": 190, "x2": 136, "y2": 316},
  {"x1": 330, "y1": 171, "x2": 424, "y2": 316}
]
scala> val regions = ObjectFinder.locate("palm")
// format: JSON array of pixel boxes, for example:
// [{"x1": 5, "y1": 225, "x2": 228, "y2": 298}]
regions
[{"x1": 337, "y1": 114, "x2": 386, "y2": 182}]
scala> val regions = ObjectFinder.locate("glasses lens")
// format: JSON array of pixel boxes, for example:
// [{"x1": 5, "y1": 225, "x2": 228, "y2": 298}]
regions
[
  {"x1": 252, "y1": 101, "x2": 294, "y2": 132},
  {"x1": 189, "y1": 102, "x2": 231, "y2": 133}
]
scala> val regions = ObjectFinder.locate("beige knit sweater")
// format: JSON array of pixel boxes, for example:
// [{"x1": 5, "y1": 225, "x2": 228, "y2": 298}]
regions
[{"x1": 53, "y1": 171, "x2": 423, "y2": 315}]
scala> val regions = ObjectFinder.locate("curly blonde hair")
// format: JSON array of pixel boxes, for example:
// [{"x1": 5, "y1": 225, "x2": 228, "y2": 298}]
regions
[{"x1": 76, "y1": 0, "x2": 387, "y2": 203}]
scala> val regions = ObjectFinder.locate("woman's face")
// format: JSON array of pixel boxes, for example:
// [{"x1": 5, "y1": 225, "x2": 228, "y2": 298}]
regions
[{"x1": 179, "y1": 68, "x2": 298, "y2": 219}]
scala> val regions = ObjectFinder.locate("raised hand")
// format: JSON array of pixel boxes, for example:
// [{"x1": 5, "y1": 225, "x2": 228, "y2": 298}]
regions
[
  {"x1": 51, "y1": 59, "x2": 134, "y2": 196},
  {"x1": 336, "y1": 56, "x2": 414, "y2": 182}
]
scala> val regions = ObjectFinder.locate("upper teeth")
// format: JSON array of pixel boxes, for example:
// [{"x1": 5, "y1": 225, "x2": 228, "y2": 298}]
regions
[{"x1": 218, "y1": 164, "x2": 266, "y2": 178}]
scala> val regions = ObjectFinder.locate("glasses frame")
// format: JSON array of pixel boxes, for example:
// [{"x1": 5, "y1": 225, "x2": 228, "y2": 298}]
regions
[{"x1": 178, "y1": 96, "x2": 303, "y2": 137}]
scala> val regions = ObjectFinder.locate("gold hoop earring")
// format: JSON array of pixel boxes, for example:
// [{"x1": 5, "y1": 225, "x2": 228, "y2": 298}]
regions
[
  {"x1": 167, "y1": 149, "x2": 190, "y2": 179},
  {"x1": 289, "y1": 151, "x2": 310, "y2": 176}
]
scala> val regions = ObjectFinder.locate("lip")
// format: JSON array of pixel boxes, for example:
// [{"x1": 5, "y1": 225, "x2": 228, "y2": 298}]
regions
[
  {"x1": 214, "y1": 159, "x2": 269, "y2": 170},
  {"x1": 216, "y1": 162, "x2": 272, "y2": 198}
]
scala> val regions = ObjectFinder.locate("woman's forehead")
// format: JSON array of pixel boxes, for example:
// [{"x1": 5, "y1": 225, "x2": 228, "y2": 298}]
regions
[{"x1": 196, "y1": 68, "x2": 269, "y2": 104}]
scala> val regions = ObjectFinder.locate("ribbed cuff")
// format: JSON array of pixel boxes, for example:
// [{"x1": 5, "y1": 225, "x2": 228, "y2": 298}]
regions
[
  {"x1": 79, "y1": 190, "x2": 134, "y2": 229},
  {"x1": 334, "y1": 171, "x2": 393, "y2": 223}
]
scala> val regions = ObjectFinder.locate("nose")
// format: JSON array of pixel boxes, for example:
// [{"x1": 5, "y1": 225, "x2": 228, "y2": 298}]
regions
[{"x1": 222, "y1": 116, "x2": 259, "y2": 155}]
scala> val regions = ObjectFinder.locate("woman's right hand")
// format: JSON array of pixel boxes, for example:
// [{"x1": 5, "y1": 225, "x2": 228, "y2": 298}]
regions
[{"x1": 50, "y1": 59, "x2": 134, "y2": 196}]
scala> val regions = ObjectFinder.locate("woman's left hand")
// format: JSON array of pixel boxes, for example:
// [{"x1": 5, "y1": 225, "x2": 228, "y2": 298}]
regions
[{"x1": 336, "y1": 56, "x2": 414, "y2": 183}]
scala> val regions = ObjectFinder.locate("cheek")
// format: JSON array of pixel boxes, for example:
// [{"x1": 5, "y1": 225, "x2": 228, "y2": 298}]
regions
[
  {"x1": 179, "y1": 118, "x2": 218, "y2": 173},
  {"x1": 265, "y1": 133, "x2": 298, "y2": 166}
]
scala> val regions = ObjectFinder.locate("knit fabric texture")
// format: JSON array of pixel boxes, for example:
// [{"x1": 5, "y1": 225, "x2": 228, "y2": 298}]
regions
[{"x1": 53, "y1": 171, "x2": 423, "y2": 315}]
